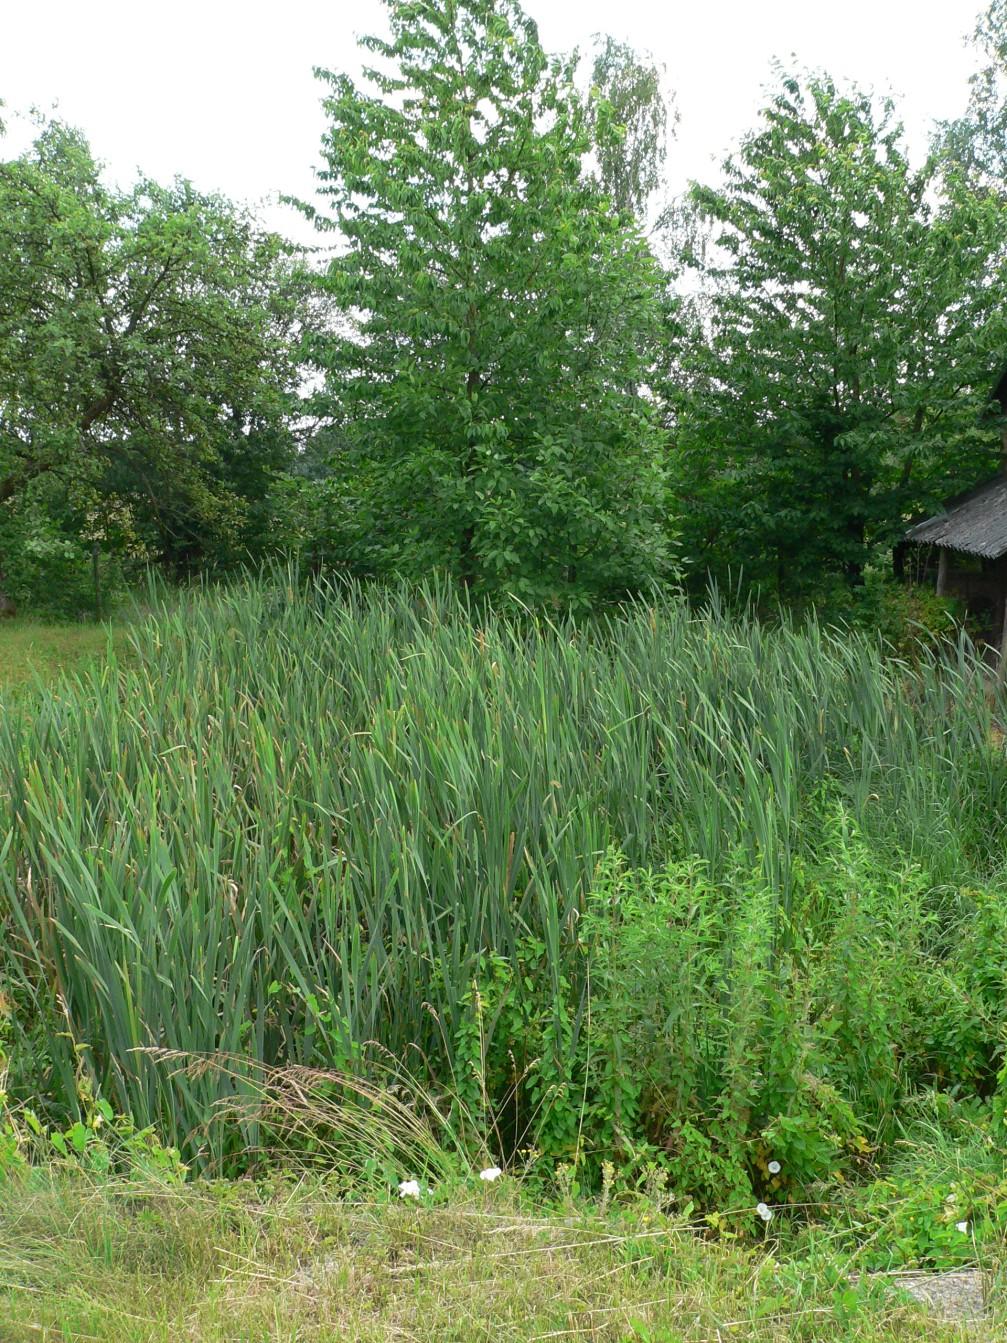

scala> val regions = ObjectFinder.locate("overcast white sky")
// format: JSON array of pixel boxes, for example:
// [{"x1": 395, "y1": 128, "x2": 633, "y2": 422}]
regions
[{"x1": 0, "y1": 0, "x2": 986, "y2": 242}]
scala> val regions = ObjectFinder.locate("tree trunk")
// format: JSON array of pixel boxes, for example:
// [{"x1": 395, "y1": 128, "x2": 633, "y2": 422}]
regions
[
  {"x1": 0, "y1": 459, "x2": 51, "y2": 503},
  {"x1": 936, "y1": 548, "x2": 950, "y2": 597},
  {"x1": 92, "y1": 540, "x2": 102, "y2": 620},
  {"x1": 459, "y1": 342, "x2": 482, "y2": 589},
  {"x1": 0, "y1": 569, "x2": 16, "y2": 618},
  {"x1": 458, "y1": 523, "x2": 476, "y2": 589},
  {"x1": 844, "y1": 518, "x2": 866, "y2": 587}
]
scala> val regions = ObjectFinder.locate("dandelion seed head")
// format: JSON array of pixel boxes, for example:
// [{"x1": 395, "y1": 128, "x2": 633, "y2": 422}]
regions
[
  {"x1": 479, "y1": 1166, "x2": 503, "y2": 1182},
  {"x1": 398, "y1": 1179, "x2": 421, "y2": 1199},
  {"x1": 767, "y1": 1160, "x2": 781, "y2": 1175}
]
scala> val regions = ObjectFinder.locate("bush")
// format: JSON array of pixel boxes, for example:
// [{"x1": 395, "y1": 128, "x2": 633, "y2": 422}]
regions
[
  {"x1": 0, "y1": 494, "x2": 140, "y2": 620},
  {"x1": 817, "y1": 567, "x2": 961, "y2": 661}
]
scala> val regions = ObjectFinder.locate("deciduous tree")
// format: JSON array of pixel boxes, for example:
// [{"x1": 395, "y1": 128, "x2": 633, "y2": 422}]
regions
[
  {"x1": 0, "y1": 118, "x2": 299, "y2": 580},
  {"x1": 587, "y1": 36, "x2": 673, "y2": 224},
  {"x1": 300, "y1": 0, "x2": 671, "y2": 604},
  {"x1": 673, "y1": 71, "x2": 1007, "y2": 596}
]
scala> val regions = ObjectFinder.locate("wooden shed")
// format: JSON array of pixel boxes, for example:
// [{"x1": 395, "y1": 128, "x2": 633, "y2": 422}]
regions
[
  {"x1": 904, "y1": 476, "x2": 1007, "y2": 656},
  {"x1": 901, "y1": 366, "x2": 1007, "y2": 664}
]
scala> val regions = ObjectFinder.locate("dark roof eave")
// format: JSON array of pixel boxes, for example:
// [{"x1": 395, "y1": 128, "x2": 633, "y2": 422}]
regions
[
  {"x1": 903, "y1": 472, "x2": 1007, "y2": 560},
  {"x1": 906, "y1": 537, "x2": 1007, "y2": 560}
]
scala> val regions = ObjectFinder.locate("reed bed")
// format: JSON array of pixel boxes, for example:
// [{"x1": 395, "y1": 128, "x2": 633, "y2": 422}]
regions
[{"x1": 1, "y1": 575, "x2": 1004, "y2": 1169}]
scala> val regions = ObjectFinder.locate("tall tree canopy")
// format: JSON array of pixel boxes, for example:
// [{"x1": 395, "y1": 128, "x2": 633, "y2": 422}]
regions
[
  {"x1": 587, "y1": 36, "x2": 673, "y2": 223},
  {"x1": 300, "y1": 0, "x2": 671, "y2": 604},
  {"x1": 0, "y1": 119, "x2": 299, "y2": 576},
  {"x1": 942, "y1": 0, "x2": 1007, "y2": 192},
  {"x1": 672, "y1": 71, "x2": 1007, "y2": 597}
]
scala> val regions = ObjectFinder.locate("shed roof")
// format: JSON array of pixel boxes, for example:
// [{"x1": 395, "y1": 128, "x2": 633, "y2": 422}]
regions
[{"x1": 905, "y1": 474, "x2": 1007, "y2": 559}]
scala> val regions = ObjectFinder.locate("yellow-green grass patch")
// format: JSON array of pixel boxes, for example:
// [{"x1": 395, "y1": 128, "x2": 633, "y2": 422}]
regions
[{"x1": 0, "y1": 620, "x2": 119, "y2": 689}]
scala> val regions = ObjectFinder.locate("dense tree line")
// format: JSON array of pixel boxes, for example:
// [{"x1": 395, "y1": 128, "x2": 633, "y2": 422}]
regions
[
  {"x1": 674, "y1": 76, "x2": 1007, "y2": 597},
  {"x1": 5, "y1": 0, "x2": 1007, "y2": 614},
  {"x1": 0, "y1": 109, "x2": 302, "y2": 610}
]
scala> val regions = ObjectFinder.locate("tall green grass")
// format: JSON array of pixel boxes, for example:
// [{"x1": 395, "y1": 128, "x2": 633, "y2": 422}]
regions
[{"x1": 1, "y1": 575, "x2": 1005, "y2": 1171}]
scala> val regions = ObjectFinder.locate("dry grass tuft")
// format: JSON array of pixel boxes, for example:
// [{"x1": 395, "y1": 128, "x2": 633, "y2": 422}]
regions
[{"x1": 0, "y1": 1173, "x2": 1002, "y2": 1342}]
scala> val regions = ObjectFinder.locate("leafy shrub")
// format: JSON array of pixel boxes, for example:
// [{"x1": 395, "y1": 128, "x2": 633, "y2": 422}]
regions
[
  {"x1": 0, "y1": 494, "x2": 140, "y2": 619},
  {"x1": 0, "y1": 1057, "x2": 185, "y2": 1185},
  {"x1": 835, "y1": 1171, "x2": 996, "y2": 1271},
  {"x1": 835, "y1": 567, "x2": 961, "y2": 660},
  {"x1": 575, "y1": 852, "x2": 864, "y2": 1205}
]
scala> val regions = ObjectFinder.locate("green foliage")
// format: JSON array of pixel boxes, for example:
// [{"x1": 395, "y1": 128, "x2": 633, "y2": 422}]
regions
[
  {"x1": 587, "y1": 36, "x2": 673, "y2": 221},
  {"x1": 298, "y1": 0, "x2": 671, "y2": 604},
  {"x1": 818, "y1": 568, "x2": 960, "y2": 662},
  {"x1": 1, "y1": 576, "x2": 1006, "y2": 1200},
  {"x1": 851, "y1": 1175, "x2": 987, "y2": 1270},
  {"x1": 0, "y1": 1057, "x2": 186, "y2": 1185},
  {"x1": 546, "y1": 846, "x2": 888, "y2": 1204},
  {"x1": 674, "y1": 68, "x2": 1007, "y2": 599},
  {"x1": 785, "y1": 1093, "x2": 1007, "y2": 1271},
  {"x1": 0, "y1": 117, "x2": 300, "y2": 600},
  {"x1": 941, "y1": 0, "x2": 1007, "y2": 191},
  {"x1": 0, "y1": 483, "x2": 145, "y2": 619}
]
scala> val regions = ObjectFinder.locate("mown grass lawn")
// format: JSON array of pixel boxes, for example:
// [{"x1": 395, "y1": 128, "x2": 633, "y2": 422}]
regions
[
  {"x1": 0, "y1": 619, "x2": 118, "y2": 688},
  {"x1": 0, "y1": 1172, "x2": 1000, "y2": 1343}
]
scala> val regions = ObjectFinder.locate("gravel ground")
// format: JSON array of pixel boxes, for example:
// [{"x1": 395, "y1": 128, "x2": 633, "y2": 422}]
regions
[{"x1": 885, "y1": 1270, "x2": 986, "y2": 1323}]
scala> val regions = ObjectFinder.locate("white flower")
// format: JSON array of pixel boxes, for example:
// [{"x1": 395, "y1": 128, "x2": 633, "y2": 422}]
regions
[
  {"x1": 398, "y1": 1179, "x2": 421, "y2": 1199},
  {"x1": 956, "y1": 1220, "x2": 969, "y2": 1235},
  {"x1": 767, "y1": 1160, "x2": 781, "y2": 1175},
  {"x1": 756, "y1": 1202, "x2": 773, "y2": 1222},
  {"x1": 479, "y1": 1166, "x2": 503, "y2": 1182}
]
